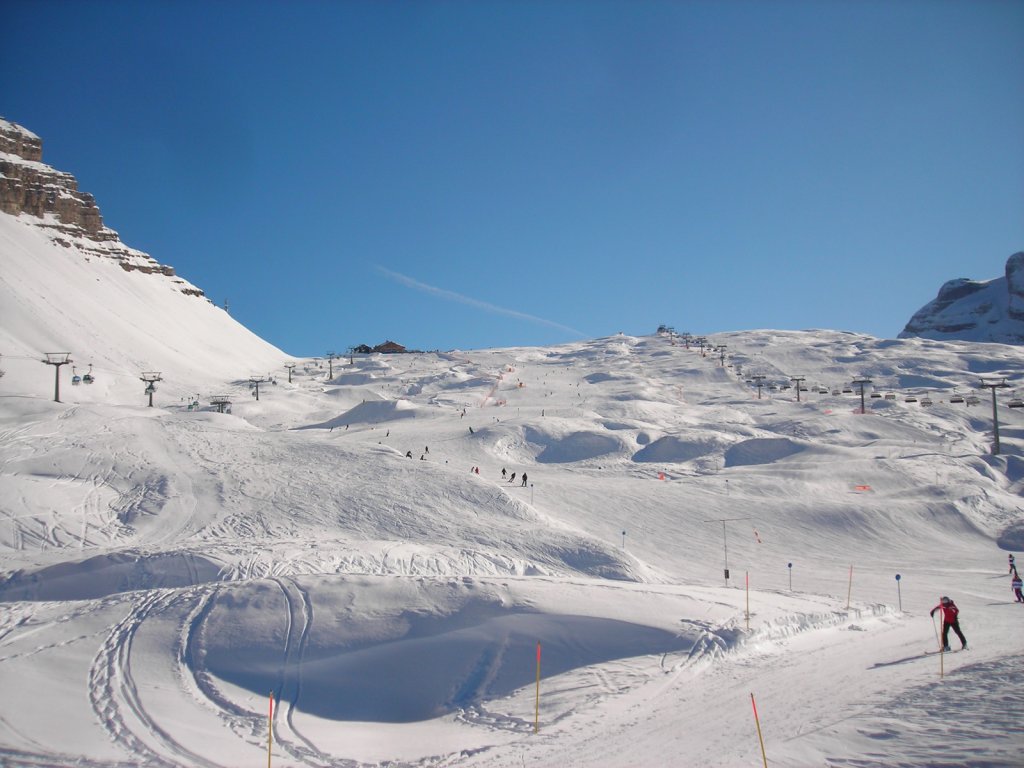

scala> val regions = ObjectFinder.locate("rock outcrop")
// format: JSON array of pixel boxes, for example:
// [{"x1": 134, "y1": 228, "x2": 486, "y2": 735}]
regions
[
  {"x1": 0, "y1": 117, "x2": 203, "y2": 295},
  {"x1": 899, "y1": 252, "x2": 1024, "y2": 344}
]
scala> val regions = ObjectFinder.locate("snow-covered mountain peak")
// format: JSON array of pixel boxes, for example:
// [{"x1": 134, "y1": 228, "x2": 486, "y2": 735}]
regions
[{"x1": 900, "y1": 251, "x2": 1024, "y2": 344}]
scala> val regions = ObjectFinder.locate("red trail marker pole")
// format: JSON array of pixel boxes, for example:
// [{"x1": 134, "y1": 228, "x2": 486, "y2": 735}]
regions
[
  {"x1": 267, "y1": 691, "x2": 274, "y2": 768},
  {"x1": 751, "y1": 692, "x2": 768, "y2": 768}
]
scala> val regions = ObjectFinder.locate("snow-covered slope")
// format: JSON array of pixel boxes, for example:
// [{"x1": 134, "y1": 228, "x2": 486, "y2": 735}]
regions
[
  {"x1": 1, "y1": 116, "x2": 287, "y2": 405},
  {"x1": 900, "y1": 251, "x2": 1024, "y2": 344},
  {"x1": 0, "y1": 211, "x2": 287, "y2": 404},
  {"x1": 2, "y1": 326, "x2": 1023, "y2": 767}
]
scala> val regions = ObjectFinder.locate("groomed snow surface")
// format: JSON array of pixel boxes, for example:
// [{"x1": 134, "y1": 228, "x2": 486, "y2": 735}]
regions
[
  {"x1": 3, "y1": 332, "x2": 1023, "y2": 767},
  {"x1": 2, "y1": 214, "x2": 1023, "y2": 766}
]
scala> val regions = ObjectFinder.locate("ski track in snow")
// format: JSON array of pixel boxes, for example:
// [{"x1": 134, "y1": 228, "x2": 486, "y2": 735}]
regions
[
  {"x1": 270, "y1": 577, "x2": 333, "y2": 767},
  {"x1": 88, "y1": 589, "x2": 217, "y2": 767}
]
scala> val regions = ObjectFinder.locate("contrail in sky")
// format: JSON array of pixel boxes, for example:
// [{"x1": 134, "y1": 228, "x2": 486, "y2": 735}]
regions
[{"x1": 376, "y1": 266, "x2": 587, "y2": 337}]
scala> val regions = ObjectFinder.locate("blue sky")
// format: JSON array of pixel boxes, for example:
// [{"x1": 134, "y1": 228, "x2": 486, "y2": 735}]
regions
[{"x1": 3, "y1": 0, "x2": 1022, "y2": 356}]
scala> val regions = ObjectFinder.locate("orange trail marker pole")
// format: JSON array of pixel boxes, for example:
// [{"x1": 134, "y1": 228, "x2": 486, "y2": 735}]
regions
[
  {"x1": 846, "y1": 564, "x2": 853, "y2": 610},
  {"x1": 535, "y1": 642, "x2": 541, "y2": 733},
  {"x1": 750, "y1": 693, "x2": 768, "y2": 768},
  {"x1": 267, "y1": 691, "x2": 274, "y2": 768}
]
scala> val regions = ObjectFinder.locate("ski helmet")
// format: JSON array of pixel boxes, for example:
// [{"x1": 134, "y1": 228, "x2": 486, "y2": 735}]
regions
[{"x1": 940, "y1": 596, "x2": 951, "y2": 605}]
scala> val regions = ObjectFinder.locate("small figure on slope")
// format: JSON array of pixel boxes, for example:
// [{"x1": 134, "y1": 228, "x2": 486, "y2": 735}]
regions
[
  {"x1": 1009, "y1": 553, "x2": 1017, "y2": 574},
  {"x1": 521, "y1": 472, "x2": 528, "y2": 487},
  {"x1": 930, "y1": 596, "x2": 967, "y2": 651},
  {"x1": 1012, "y1": 573, "x2": 1024, "y2": 603}
]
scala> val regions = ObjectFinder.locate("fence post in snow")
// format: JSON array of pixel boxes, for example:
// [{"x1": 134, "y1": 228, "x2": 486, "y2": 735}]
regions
[
  {"x1": 745, "y1": 571, "x2": 750, "y2": 630},
  {"x1": 846, "y1": 564, "x2": 854, "y2": 610},
  {"x1": 535, "y1": 642, "x2": 541, "y2": 734}
]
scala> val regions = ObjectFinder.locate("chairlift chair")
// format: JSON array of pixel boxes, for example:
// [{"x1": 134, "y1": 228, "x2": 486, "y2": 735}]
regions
[
  {"x1": 82, "y1": 364, "x2": 94, "y2": 384},
  {"x1": 1009, "y1": 394, "x2": 1024, "y2": 408},
  {"x1": 870, "y1": 392, "x2": 882, "y2": 398},
  {"x1": 884, "y1": 393, "x2": 896, "y2": 400},
  {"x1": 842, "y1": 387, "x2": 853, "y2": 394},
  {"x1": 966, "y1": 395, "x2": 980, "y2": 406},
  {"x1": 920, "y1": 396, "x2": 933, "y2": 407},
  {"x1": 950, "y1": 393, "x2": 965, "y2": 404},
  {"x1": 905, "y1": 394, "x2": 918, "y2": 403},
  {"x1": 832, "y1": 389, "x2": 841, "y2": 396},
  {"x1": 71, "y1": 366, "x2": 82, "y2": 386}
]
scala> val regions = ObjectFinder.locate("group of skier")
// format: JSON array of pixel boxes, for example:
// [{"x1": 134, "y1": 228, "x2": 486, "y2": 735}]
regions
[
  {"x1": 501, "y1": 467, "x2": 528, "y2": 486},
  {"x1": 930, "y1": 553, "x2": 1021, "y2": 653}
]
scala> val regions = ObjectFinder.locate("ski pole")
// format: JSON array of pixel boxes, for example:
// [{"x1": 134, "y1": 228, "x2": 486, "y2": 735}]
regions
[{"x1": 931, "y1": 612, "x2": 940, "y2": 650}]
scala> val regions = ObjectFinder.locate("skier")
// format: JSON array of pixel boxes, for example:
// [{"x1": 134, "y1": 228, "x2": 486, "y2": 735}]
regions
[
  {"x1": 521, "y1": 472, "x2": 528, "y2": 487},
  {"x1": 1012, "y1": 573, "x2": 1024, "y2": 603},
  {"x1": 501, "y1": 468, "x2": 507, "y2": 479},
  {"x1": 1010, "y1": 554, "x2": 1017, "y2": 574},
  {"x1": 929, "y1": 596, "x2": 967, "y2": 651},
  {"x1": 509, "y1": 472, "x2": 516, "y2": 484},
  {"x1": 406, "y1": 450, "x2": 413, "y2": 458}
]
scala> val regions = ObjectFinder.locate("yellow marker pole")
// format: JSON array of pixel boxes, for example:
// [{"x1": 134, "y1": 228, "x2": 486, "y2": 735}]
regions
[
  {"x1": 267, "y1": 691, "x2": 274, "y2": 768},
  {"x1": 750, "y1": 693, "x2": 768, "y2": 768},
  {"x1": 846, "y1": 564, "x2": 853, "y2": 610},
  {"x1": 535, "y1": 641, "x2": 541, "y2": 734}
]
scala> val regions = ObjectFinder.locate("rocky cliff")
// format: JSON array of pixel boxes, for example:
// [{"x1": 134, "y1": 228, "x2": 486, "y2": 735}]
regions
[
  {"x1": 0, "y1": 117, "x2": 202, "y2": 293},
  {"x1": 899, "y1": 252, "x2": 1024, "y2": 344}
]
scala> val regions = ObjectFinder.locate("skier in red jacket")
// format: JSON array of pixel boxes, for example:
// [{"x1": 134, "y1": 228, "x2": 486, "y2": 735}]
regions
[{"x1": 930, "y1": 596, "x2": 967, "y2": 651}]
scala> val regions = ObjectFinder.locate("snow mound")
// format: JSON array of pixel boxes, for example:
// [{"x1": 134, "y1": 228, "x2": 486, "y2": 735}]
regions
[
  {"x1": 329, "y1": 372, "x2": 377, "y2": 385},
  {"x1": 584, "y1": 372, "x2": 624, "y2": 384},
  {"x1": 0, "y1": 551, "x2": 221, "y2": 601},
  {"x1": 302, "y1": 398, "x2": 421, "y2": 429},
  {"x1": 724, "y1": 437, "x2": 805, "y2": 467},
  {"x1": 632, "y1": 434, "x2": 723, "y2": 463},
  {"x1": 523, "y1": 426, "x2": 622, "y2": 463}
]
